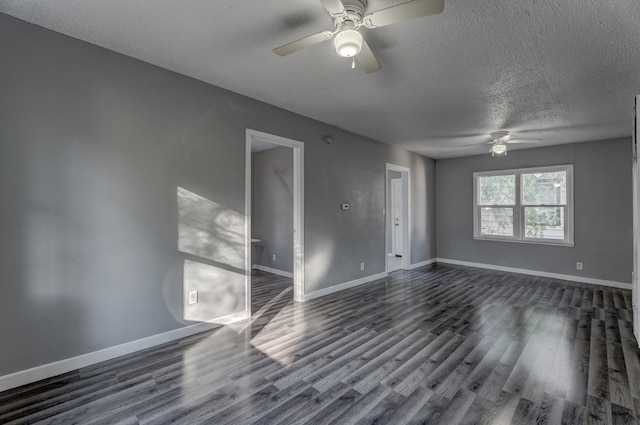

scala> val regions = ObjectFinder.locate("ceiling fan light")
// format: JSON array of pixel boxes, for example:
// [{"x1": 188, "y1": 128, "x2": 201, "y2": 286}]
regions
[
  {"x1": 334, "y1": 30, "x2": 363, "y2": 57},
  {"x1": 491, "y1": 144, "x2": 507, "y2": 155}
]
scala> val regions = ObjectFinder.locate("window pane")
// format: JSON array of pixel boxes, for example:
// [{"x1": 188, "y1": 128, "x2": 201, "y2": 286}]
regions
[
  {"x1": 480, "y1": 207, "x2": 514, "y2": 236},
  {"x1": 479, "y1": 175, "x2": 515, "y2": 205},
  {"x1": 522, "y1": 171, "x2": 566, "y2": 205},
  {"x1": 524, "y1": 206, "x2": 565, "y2": 239}
]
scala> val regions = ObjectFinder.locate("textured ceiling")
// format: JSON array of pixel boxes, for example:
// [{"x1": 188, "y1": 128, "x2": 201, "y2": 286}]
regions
[{"x1": 1, "y1": 0, "x2": 639, "y2": 158}]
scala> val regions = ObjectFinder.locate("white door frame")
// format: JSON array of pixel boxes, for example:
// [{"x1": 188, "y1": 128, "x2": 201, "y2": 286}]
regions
[
  {"x1": 391, "y1": 178, "x2": 403, "y2": 256},
  {"x1": 385, "y1": 163, "x2": 410, "y2": 272},
  {"x1": 245, "y1": 129, "x2": 305, "y2": 307}
]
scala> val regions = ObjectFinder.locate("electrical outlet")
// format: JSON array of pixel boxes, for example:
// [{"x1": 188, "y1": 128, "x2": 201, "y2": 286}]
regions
[
  {"x1": 188, "y1": 290, "x2": 198, "y2": 305},
  {"x1": 360, "y1": 262, "x2": 365, "y2": 271},
  {"x1": 576, "y1": 262, "x2": 583, "y2": 270},
  {"x1": 272, "y1": 254, "x2": 276, "y2": 262}
]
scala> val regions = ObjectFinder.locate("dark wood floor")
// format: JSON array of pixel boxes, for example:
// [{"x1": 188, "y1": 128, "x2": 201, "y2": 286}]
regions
[{"x1": 2, "y1": 264, "x2": 640, "y2": 424}]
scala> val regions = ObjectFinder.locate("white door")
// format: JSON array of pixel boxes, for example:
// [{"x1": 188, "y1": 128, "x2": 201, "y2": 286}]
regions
[{"x1": 391, "y1": 178, "x2": 403, "y2": 257}]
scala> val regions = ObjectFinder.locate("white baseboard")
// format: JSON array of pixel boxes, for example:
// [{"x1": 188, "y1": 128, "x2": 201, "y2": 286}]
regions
[
  {"x1": 304, "y1": 272, "x2": 388, "y2": 301},
  {"x1": 0, "y1": 310, "x2": 249, "y2": 393},
  {"x1": 436, "y1": 258, "x2": 631, "y2": 289},
  {"x1": 408, "y1": 258, "x2": 437, "y2": 270},
  {"x1": 252, "y1": 265, "x2": 293, "y2": 278}
]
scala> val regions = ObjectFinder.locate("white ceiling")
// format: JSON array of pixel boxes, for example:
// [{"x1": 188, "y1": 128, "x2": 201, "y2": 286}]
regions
[{"x1": 1, "y1": 0, "x2": 639, "y2": 159}]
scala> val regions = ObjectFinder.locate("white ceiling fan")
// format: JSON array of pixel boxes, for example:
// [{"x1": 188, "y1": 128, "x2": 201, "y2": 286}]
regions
[
  {"x1": 473, "y1": 131, "x2": 542, "y2": 156},
  {"x1": 273, "y1": 0, "x2": 444, "y2": 73}
]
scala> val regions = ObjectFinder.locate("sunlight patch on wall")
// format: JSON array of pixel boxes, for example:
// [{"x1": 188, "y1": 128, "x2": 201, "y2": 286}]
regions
[
  {"x1": 177, "y1": 187, "x2": 244, "y2": 270},
  {"x1": 304, "y1": 236, "x2": 335, "y2": 292},
  {"x1": 177, "y1": 187, "x2": 247, "y2": 323},
  {"x1": 183, "y1": 260, "x2": 244, "y2": 322}
]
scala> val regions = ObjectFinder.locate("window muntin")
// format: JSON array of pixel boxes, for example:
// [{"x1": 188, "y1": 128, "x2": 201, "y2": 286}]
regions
[{"x1": 473, "y1": 165, "x2": 573, "y2": 245}]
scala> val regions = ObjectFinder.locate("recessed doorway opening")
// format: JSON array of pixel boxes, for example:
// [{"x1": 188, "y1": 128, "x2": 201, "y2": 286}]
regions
[
  {"x1": 386, "y1": 164, "x2": 410, "y2": 273},
  {"x1": 245, "y1": 129, "x2": 305, "y2": 315}
]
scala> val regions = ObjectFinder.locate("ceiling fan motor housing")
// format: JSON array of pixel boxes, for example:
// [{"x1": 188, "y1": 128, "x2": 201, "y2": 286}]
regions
[
  {"x1": 342, "y1": 0, "x2": 367, "y2": 15},
  {"x1": 335, "y1": 0, "x2": 367, "y2": 27}
]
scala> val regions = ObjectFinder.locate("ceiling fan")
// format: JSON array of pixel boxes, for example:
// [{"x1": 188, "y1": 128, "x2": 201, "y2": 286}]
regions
[
  {"x1": 472, "y1": 131, "x2": 542, "y2": 156},
  {"x1": 273, "y1": 0, "x2": 444, "y2": 73}
]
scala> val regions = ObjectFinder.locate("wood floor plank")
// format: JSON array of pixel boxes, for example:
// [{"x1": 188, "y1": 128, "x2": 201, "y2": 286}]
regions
[
  {"x1": 610, "y1": 402, "x2": 637, "y2": 425},
  {"x1": 464, "y1": 333, "x2": 514, "y2": 394},
  {"x1": 285, "y1": 382, "x2": 352, "y2": 425},
  {"x1": 325, "y1": 384, "x2": 391, "y2": 425},
  {"x1": 535, "y1": 393, "x2": 566, "y2": 425},
  {"x1": 377, "y1": 386, "x2": 434, "y2": 425},
  {"x1": 566, "y1": 338, "x2": 590, "y2": 406},
  {"x1": 503, "y1": 333, "x2": 545, "y2": 396},
  {"x1": 431, "y1": 332, "x2": 497, "y2": 400},
  {"x1": 352, "y1": 389, "x2": 405, "y2": 425},
  {"x1": 562, "y1": 399, "x2": 587, "y2": 425},
  {"x1": 435, "y1": 387, "x2": 477, "y2": 425},
  {"x1": 1, "y1": 265, "x2": 639, "y2": 425},
  {"x1": 621, "y1": 338, "x2": 640, "y2": 399},
  {"x1": 587, "y1": 394, "x2": 611, "y2": 425},
  {"x1": 381, "y1": 331, "x2": 453, "y2": 392},
  {"x1": 406, "y1": 391, "x2": 450, "y2": 425},
  {"x1": 512, "y1": 396, "x2": 539, "y2": 425},
  {"x1": 589, "y1": 334, "x2": 610, "y2": 401},
  {"x1": 483, "y1": 390, "x2": 521, "y2": 425},
  {"x1": 476, "y1": 332, "x2": 534, "y2": 402},
  {"x1": 347, "y1": 331, "x2": 427, "y2": 394},
  {"x1": 394, "y1": 332, "x2": 465, "y2": 397},
  {"x1": 457, "y1": 394, "x2": 493, "y2": 425},
  {"x1": 521, "y1": 335, "x2": 560, "y2": 404},
  {"x1": 545, "y1": 336, "x2": 574, "y2": 400},
  {"x1": 608, "y1": 341, "x2": 634, "y2": 410}
]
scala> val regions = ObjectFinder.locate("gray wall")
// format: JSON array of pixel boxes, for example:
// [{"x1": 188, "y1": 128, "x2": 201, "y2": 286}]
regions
[
  {"x1": 252, "y1": 147, "x2": 294, "y2": 273},
  {"x1": 0, "y1": 14, "x2": 436, "y2": 376},
  {"x1": 436, "y1": 138, "x2": 632, "y2": 283}
]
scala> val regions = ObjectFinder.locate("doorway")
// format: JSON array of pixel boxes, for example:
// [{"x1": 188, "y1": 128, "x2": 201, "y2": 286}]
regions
[
  {"x1": 245, "y1": 129, "x2": 304, "y2": 314},
  {"x1": 386, "y1": 164, "x2": 410, "y2": 272},
  {"x1": 391, "y1": 178, "x2": 403, "y2": 257}
]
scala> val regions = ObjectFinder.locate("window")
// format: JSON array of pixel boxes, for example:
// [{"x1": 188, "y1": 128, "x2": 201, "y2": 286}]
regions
[{"x1": 473, "y1": 165, "x2": 574, "y2": 246}]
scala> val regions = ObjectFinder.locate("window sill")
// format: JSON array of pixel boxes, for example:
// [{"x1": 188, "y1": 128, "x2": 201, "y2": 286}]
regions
[{"x1": 474, "y1": 236, "x2": 574, "y2": 247}]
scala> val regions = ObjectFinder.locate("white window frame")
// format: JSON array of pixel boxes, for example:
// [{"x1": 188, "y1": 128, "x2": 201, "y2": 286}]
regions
[{"x1": 473, "y1": 164, "x2": 574, "y2": 246}]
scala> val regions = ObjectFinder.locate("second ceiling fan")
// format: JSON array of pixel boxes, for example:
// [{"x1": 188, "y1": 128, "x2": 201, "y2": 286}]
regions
[
  {"x1": 273, "y1": 0, "x2": 444, "y2": 73},
  {"x1": 484, "y1": 131, "x2": 542, "y2": 156}
]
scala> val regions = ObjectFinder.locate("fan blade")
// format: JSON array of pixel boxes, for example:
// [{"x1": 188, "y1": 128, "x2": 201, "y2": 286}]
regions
[
  {"x1": 462, "y1": 141, "x2": 493, "y2": 146},
  {"x1": 356, "y1": 39, "x2": 381, "y2": 73},
  {"x1": 505, "y1": 139, "x2": 542, "y2": 144},
  {"x1": 320, "y1": 0, "x2": 345, "y2": 15},
  {"x1": 364, "y1": 0, "x2": 444, "y2": 28},
  {"x1": 273, "y1": 31, "x2": 334, "y2": 56}
]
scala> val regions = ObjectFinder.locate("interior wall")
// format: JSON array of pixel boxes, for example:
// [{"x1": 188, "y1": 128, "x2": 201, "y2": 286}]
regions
[
  {"x1": 0, "y1": 14, "x2": 436, "y2": 377},
  {"x1": 436, "y1": 138, "x2": 632, "y2": 284},
  {"x1": 252, "y1": 147, "x2": 293, "y2": 273}
]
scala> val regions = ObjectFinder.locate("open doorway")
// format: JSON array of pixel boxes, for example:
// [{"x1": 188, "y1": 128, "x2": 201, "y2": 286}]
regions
[
  {"x1": 386, "y1": 164, "x2": 410, "y2": 272},
  {"x1": 245, "y1": 129, "x2": 304, "y2": 316}
]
